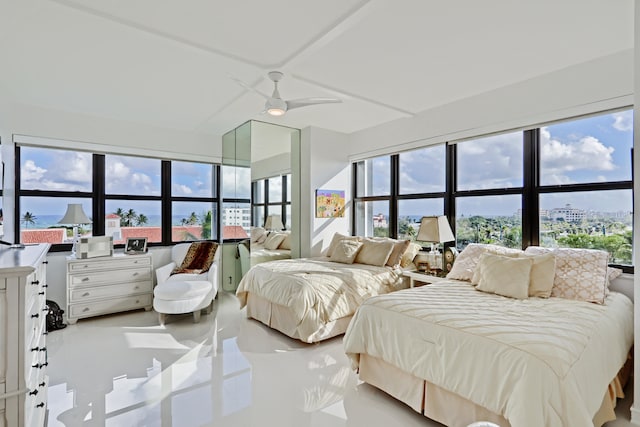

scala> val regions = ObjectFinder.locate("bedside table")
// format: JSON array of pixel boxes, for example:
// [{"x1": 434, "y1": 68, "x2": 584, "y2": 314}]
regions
[{"x1": 403, "y1": 270, "x2": 449, "y2": 288}]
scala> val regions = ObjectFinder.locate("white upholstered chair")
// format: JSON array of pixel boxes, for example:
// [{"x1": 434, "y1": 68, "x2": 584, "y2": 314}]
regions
[{"x1": 153, "y1": 242, "x2": 220, "y2": 325}]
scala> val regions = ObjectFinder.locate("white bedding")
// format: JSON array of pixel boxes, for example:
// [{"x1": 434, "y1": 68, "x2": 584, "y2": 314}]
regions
[
  {"x1": 236, "y1": 257, "x2": 406, "y2": 340},
  {"x1": 344, "y1": 280, "x2": 634, "y2": 427},
  {"x1": 250, "y1": 244, "x2": 291, "y2": 264}
]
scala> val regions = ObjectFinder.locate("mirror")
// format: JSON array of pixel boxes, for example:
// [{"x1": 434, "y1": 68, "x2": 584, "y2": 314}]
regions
[{"x1": 222, "y1": 120, "x2": 301, "y2": 280}]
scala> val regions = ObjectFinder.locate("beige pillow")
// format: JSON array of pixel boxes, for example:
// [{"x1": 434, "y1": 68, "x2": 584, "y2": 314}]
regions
[
  {"x1": 447, "y1": 243, "x2": 523, "y2": 281},
  {"x1": 278, "y1": 233, "x2": 291, "y2": 250},
  {"x1": 475, "y1": 253, "x2": 533, "y2": 299},
  {"x1": 325, "y1": 233, "x2": 360, "y2": 257},
  {"x1": 355, "y1": 239, "x2": 395, "y2": 267},
  {"x1": 264, "y1": 232, "x2": 287, "y2": 250},
  {"x1": 250, "y1": 227, "x2": 267, "y2": 243},
  {"x1": 329, "y1": 239, "x2": 363, "y2": 264},
  {"x1": 523, "y1": 252, "x2": 556, "y2": 298},
  {"x1": 400, "y1": 242, "x2": 422, "y2": 268},
  {"x1": 524, "y1": 246, "x2": 609, "y2": 304},
  {"x1": 386, "y1": 240, "x2": 411, "y2": 268}
]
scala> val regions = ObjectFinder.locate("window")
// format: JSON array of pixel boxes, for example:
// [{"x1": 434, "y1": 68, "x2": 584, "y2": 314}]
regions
[
  {"x1": 221, "y1": 165, "x2": 250, "y2": 240},
  {"x1": 352, "y1": 108, "x2": 634, "y2": 271},
  {"x1": 251, "y1": 174, "x2": 291, "y2": 229},
  {"x1": 16, "y1": 146, "x2": 221, "y2": 249}
]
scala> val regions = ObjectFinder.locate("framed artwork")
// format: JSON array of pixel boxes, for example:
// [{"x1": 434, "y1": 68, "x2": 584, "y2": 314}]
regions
[
  {"x1": 315, "y1": 189, "x2": 345, "y2": 218},
  {"x1": 125, "y1": 237, "x2": 148, "y2": 254}
]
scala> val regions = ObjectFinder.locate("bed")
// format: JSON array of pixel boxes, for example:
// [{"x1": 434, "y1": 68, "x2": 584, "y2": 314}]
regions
[
  {"x1": 236, "y1": 256, "x2": 409, "y2": 343},
  {"x1": 343, "y1": 245, "x2": 634, "y2": 427}
]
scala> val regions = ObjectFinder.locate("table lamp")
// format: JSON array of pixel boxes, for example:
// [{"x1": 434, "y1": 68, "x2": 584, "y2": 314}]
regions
[
  {"x1": 416, "y1": 215, "x2": 455, "y2": 270},
  {"x1": 264, "y1": 214, "x2": 284, "y2": 231},
  {"x1": 58, "y1": 203, "x2": 92, "y2": 256}
]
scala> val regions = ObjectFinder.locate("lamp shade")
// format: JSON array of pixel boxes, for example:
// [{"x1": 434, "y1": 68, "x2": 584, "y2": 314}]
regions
[
  {"x1": 416, "y1": 215, "x2": 455, "y2": 243},
  {"x1": 58, "y1": 204, "x2": 92, "y2": 225},
  {"x1": 264, "y1": 214, "x2": 284, "y2": 231}
]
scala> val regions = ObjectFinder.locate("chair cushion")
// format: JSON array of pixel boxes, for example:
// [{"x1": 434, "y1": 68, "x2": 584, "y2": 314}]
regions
[
  {"x1": 171, "y1": 241, "x2": 218, "y2": 275},
  {"x1": 154, "y1": 280, "x2": 212, "y2": 300}
]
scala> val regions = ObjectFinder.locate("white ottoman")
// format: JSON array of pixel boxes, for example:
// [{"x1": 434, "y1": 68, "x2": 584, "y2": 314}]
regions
[{"x1": 153, "y1": 280, "x2": 214, "y2": 325}]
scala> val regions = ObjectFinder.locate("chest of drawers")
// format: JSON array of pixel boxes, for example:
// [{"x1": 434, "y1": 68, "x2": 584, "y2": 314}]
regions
[
  {"x1": 0, "y1": 243, "x2": 50, "y2": 427},
  {"x1": 66, "y1": 253, "x2": 153, "y2": 324}
]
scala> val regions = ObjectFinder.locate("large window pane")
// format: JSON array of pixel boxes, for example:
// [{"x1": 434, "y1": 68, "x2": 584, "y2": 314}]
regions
[
  {"x1": 457, "y1": 132, "x2": 523, "y2": 191},
  {"x1": 540, "y1": 190, "x2": 632, "y2": 264},
  {"x1": 540, "y1": 110, "x2": 633, "y2": 185},
  {"x1": 399, "y1": 145, "x2": 446, "y2": 194},
  {"x1": 222, "y1": 166, "x2": 251, "y2": 199},
  {"x1": 355, "y1": 200, "x2": 389, "y2": 237},
  {"x1": 397, "y1": 198, "x2": 444, "y2": 240},
  {"x1": 20, "y1": 197, "x2": 92, "y2": 244},
  {"x1": 172, "y1": 201, "x2": 216, "y2": 242},
  {"x1": 356, "y1": 156, "x2": 391, "y2": 197},
  {"x1": 268, "y1": 177, "x2": 282, "y2": 203},
  {"x1": 253, "y1": 180, "x2": 265, "y2": 204},
  {"x1": 106, "y1": 155, "x2": 161, "y2": 196},
  {"x1": 20, "y1": 146, "x2": 92, "y2": 192},
  {"x1": 222, "y1": 202, "x2": 250, "y2": 240},
  {"x1": 253, "y1": 205, "x2": 265, "y2": 228},
  {"x1": 171, "y1": 161, "x2": 214, "y2": 198},
  {"x1": 105, "y1": 200, "x2": 161, "y2": 243},
  {"x1": 456, "y1": 195, "x2": 522, "y2": 250}
]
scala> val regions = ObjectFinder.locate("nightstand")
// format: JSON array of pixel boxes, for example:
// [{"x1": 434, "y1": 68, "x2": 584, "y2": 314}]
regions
[{"x1": 403, "y1": 270, "x2": 449, "y2": 288}]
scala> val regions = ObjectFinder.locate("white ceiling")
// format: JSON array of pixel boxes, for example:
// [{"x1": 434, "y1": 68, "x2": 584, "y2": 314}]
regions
[{"x1": 0, "y1": 0, "x2": 634, "y2": 138}]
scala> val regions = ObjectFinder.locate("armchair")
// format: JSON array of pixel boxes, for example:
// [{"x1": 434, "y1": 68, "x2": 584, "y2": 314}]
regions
[{"x1": 153, "y1": 242, "x2": 220, "y2": 325}]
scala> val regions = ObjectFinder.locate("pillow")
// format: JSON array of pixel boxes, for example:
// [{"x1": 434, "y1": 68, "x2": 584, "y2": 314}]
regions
[
  {"x1": 329, "y1": 239, "x2": 363, "y2": 264},
  {"x1": 386, "y1": 239, "x2": 411, "y2": 268},
  {"x1": 400, "y1": 242, "x2": 422, "y2": 268},
  {"x1": 524, "y1": 246, "x2": 609, "y2": 304},
  {"x1": 447, "y1": 243, "x2": 523, "y2": 281},
  {"x1": 171, "y1": 242, "x2": 218, "y2": 275},
  {"x1": 355, "y1": 239, "x2": 395, "y2": 267},
  {"x1": 607, "y1": 266, "x2": 623, "y2": 285},
  {"x1": 256, "y1": 230, "x2": 269, "y2": 244},
  {"x1": 278, "y1": 233, "x2": 291, "y2": 250},
  {"x1": 475, "y1": 253, "x2": 533, "y2": 299},
  {"x1": 325, "y1": 233, "x2": 360, "y2": 257},
  {"x1": 250, "y1": 227, "x2": 267, "y2": 244},
  {"x1": 264, "y1": 232, "x2": 287, "y2": 250},
  {"x1": 523, "y1": 252, "x2": 556, "y2": 298}
]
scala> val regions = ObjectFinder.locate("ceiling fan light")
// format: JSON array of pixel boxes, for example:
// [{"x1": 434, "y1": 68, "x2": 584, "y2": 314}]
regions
[{"x1": 267, "y1": 107, "x2": 286, "y2": 116}]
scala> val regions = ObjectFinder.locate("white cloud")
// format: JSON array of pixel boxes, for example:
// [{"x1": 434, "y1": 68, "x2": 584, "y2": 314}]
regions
[
  {"x1": 456, "y1": 133, "x2": 523, "y2": 189},
  {"x1": 107, "y1": 161, "x2": 131, "y2": 179},
  {"x1": 173, "y1": 184, "x2": 193, "y2": 196},
  {"x1": 21, "y1": 160, "x2": 47, "y2": 182},
  {"x1": 612, "y1": 111, "x2": 632, "y2": 132},
  {"x1": 540, "y1": 127, "x2": 616, "y2": 184}
]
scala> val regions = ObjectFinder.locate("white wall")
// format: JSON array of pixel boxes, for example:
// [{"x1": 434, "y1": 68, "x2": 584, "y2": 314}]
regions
[
  {"x1": 299, "y1": 127, "x2": 351, "y2": 257},
  {"x1": 251, "y1": 152, "x2": 291, "y2": 181}
]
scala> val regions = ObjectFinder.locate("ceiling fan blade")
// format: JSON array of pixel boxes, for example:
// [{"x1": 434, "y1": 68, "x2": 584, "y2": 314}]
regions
[
  {"x1": 230, "y1": 77, "x2": 271, "y2": 100},
  {"x1": 286, "y1": 97, "x2": 342, "y2": 110}
]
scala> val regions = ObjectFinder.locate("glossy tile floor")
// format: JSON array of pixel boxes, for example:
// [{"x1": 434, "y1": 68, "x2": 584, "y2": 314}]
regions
[{"x1": 47, "y1": 290, "x2": 635, "y2": 427}]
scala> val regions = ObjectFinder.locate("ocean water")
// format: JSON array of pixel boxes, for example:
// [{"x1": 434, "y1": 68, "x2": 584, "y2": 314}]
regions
[{"x1": 20, "y1": 214, "x2": 195, "y2": 229}]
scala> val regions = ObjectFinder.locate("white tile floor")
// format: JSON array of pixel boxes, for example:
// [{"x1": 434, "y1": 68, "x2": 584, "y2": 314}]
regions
[{"x1": 46, "y1": 290, "x2": 635, "y2": 427}]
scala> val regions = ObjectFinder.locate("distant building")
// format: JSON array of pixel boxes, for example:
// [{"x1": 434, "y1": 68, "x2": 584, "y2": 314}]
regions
[
  {"x1": 223, "y1": 207, "x2": 251, "y2": 230},
  {"x1": 373, "y1": 213, "x2": 387, "y2": 228},
  {"x1": 549, "y1": 204, "x2": 586, "y2": 222},
  {"x1": 105, "y1": 213, "x2": 122, "y2": 240}
]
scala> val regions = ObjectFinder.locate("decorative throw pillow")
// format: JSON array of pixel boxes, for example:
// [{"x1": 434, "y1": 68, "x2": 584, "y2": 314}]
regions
[
  {"x1": 355, "y1": 239, "x2": 396, "y2": 267},
  {"x1": 523, "y1": 252, "x2": 556, "y2": 298},
  {"x1": 384, "y1": 239, "x2": 411, "y2": 268},
  {"x1": 171, "y1": 242, "x2": 218, "y2": 275},
  {"x1": 447, "y1": 243, "x2": 523, "y2": 282},
  {"x1": 325, "y1": 233, "x2": 360, "y2": 257},
  {"x1": 524, "y1": 246, "x2": 609, "y2": 304},
  {"x1": 329, "y1": 239, "x2": 363, "y2": 264},
  {"x1": 250, "y1": 227, "x2": 267, "y2": 244},
  {"x1": 278, "y1": 232, "x2": 291, "y2": 250},
  {"x1": 475, "y1": 253, "x2": 533, "y2": 299},
  {"x1": 400, "y1": 242, "x2": 422, "y2": 268},
  {"x1": 264, "y1": 232, "x2": 287, "y2": 250}
]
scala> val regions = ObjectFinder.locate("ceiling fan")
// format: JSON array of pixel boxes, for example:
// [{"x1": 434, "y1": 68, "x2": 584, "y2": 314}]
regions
[{"x1": 236, "y1": 71, "x2": 342, "y2": 117}]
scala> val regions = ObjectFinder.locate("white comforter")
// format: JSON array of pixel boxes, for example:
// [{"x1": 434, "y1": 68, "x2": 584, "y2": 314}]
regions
[
  {"x1": 236, "y1": 257, "x2": 406, "y2": 337},
  {"x1": 344, "y1": 281, "x2": 634, "y2": 427}
]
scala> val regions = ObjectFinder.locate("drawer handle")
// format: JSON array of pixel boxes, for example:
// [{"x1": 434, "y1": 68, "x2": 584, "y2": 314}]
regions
[
  {"x1": 135, "y1": 299, "x2": 140, "y2": 304},
  {"x1": 41, "y1": 362, "x2": 48, "y2": 368},
  {"x1": 31, "y1": 347, "x2": 40, "y2": 352},
  {"x1": 134, "y1": 285, "x2": 139, "y2": 290},
  {"x1": 31, "y1": 313, "x2": 39, "y2": 319},
  {"x1": 32, "y1": 363, "x2": 41, "y2": 369},
  {"x1": 83, "y1": 307, "x2": 90, "y2": 312},
  {"x1": 43, "y1": 261, "x2": 49, "y2": 265},
  {"x1": 43, "y1": 285, "x2": 48, "y2": 288},
  {"x1": 36, "y1": 402, "x2": 45, "y2": 408},
  {"x1": 39, "y1": 381, "x2": 46, "y2": 387},
  {"x1": 82, "y1": 277, "x2": 90, "y2": 282},
  {"x1": 83, "y1": 265, "x2": 89, "y2": 268},
  {"x1": 82, "y1": 292, "x2": 90, "y2": 297},
  {"x1": 29, "y1": 389, "x2": 38, "y2": 396},
  {"x1": 43, "y1": 332, "x2": 48, "y2": 336},
  {"x1": 31, "y1": 280, "x2": 39, "y2": 285},
  {"x1": 39, "y1": 347, "x2": 47, "y2": 352},
  {"x1": 38, "y1": 291, "x2": 45, "y2": 295}
]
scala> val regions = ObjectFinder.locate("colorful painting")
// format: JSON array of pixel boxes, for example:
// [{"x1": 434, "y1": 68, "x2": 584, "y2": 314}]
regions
[{"x1": 316, "y1": 189, "x2": 345, "y2": 218}]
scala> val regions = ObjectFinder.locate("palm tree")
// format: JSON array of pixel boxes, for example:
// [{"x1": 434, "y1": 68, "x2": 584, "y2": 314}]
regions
[
  {"x1": 114, "y1": 208, "x2": 126, "y2": 227},
  {"x1": 125, "y1": 209, "x2": 137, "y2": 227},
  {"x1": 22, "y1": 212, "x2": 37, "y2": 228},
  {"x1": 136, "y1": 214, "x2": 148, "y2": 226}
]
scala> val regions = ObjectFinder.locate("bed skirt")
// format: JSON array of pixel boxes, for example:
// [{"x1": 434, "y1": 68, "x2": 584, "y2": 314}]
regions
[
  {"x1": 358, "y1": 352, "x2": 632, "y2": 427},
  {"x1": 245, "y1": 293, "x2": 353, "y2": 343}
]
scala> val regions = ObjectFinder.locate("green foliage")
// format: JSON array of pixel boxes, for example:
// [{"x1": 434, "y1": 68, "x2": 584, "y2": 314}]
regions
[
  {"x1": 200, "y1": 210, "x2": 212, "y2": 239},
  {"x1": 22, "y1": 212, "x2": 37, "y2": 228}
]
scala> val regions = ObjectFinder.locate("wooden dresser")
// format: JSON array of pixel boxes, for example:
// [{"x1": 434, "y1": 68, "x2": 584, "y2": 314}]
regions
[
  {"x1": 66, "y1": 253, "x2": 153, "y2": 324},
  {"x1": 0, "y1": 243, "x2": 50, "y2": 427}
]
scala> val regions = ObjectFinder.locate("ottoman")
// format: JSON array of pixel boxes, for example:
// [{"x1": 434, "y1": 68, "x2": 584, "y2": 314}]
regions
[{"x1": 153, "y1": 280, "x2": 214, "y2": 325}]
